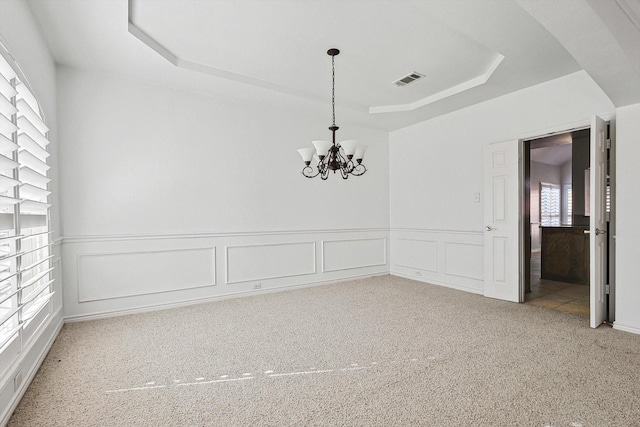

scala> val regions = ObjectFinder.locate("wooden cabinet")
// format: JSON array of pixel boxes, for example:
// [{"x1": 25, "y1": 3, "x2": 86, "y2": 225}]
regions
[{"x1": 540, "y1": 226, "x2": 589, "y2": 285}]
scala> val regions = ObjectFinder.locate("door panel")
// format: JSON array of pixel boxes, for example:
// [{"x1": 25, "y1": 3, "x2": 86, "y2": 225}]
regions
[
  {"x1": 484, "y1": 140, "x2": 520, "y2": 302},
  {"x1": 590, "y1": 115, "x2": 607, "y2": 328}
]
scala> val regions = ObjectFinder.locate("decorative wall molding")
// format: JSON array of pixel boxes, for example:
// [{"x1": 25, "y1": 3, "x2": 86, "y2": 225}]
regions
[
  {"x1": 393, "y1": 238, "x2": 438, "y2": 273},
  {"x1": 61, "y1": 228, "x2": 390, "y2": 319},
  {"x1": 321, "y1": 238, "x2": 387, "y2": 272},
  {"x1": 61, "y1": 227, "x2": 390, "y2": 244},
  {"x1": 391, "y1": 229, "x2": 483, "y2": 294},
  {"x1": 443, "y1": 242, "x2": 483, "y2": 281},
  {"x1": 224, "y1": 241, "x2": 316, "y2": 285},
  {"x1": 390, "y1": 227, "x2": 482, "y2": 236},
  {"x1": 64, "y1": 272, "x2": 389, "y2": 323},
  {"x1": 77, "y1": 247, "x2": 216, "y2": 302}
]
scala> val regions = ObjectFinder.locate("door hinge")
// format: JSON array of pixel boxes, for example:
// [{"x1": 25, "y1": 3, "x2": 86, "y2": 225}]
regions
[
  {"x1": 605, "y1": 284, "x2": 611, "y2": 295},
  {"x1": 606, "y1": 139, "x2": 612, "y2": 149}
]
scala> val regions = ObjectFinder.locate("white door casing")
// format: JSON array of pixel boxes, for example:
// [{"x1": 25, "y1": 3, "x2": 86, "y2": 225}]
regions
[
  {"x1": 590, "y1": 115, "x2": 607, "y2": 328},
  {"x1": 484, "y1": 140, "x2": 520, "y2": 303}
]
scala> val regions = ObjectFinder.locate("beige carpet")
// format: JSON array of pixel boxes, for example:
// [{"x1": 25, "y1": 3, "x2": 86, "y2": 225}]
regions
[{"x1": 8, "y1": 275, "x2": 640, "y2": 426}]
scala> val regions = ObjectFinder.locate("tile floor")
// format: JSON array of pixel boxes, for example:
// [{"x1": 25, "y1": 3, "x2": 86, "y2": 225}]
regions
[{"x1": 524, "y1": 251, "x2": 590, "y2": 317}]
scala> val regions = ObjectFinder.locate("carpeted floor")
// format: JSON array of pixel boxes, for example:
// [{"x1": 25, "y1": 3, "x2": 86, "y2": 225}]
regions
[{"x1": 8, "y1": 275, "x2": 640, "y2": 426}]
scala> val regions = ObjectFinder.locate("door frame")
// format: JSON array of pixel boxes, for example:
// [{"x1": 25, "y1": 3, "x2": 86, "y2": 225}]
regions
[{"x1": 515, "y1": 116, "x2": 615, "y2": 324}]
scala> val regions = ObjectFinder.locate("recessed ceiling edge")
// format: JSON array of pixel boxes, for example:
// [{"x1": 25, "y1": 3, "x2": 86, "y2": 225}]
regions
[
  {"x1": 127, "y1": 0, "x2": 337, "y2": 107},
  {"x1": 369, "y1": 53, "x2": 505, "y2": 114}
]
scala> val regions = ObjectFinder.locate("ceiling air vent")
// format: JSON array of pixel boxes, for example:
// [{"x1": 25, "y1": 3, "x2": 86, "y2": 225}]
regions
[{"x1": 393, "y1": 72, "x2": 425, "y2": 87}]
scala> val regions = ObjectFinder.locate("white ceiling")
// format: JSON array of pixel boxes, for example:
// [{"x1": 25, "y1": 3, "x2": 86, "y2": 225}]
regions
[
  {"x1": 25, "y1": 0, "x2": 640, "y2": 131},
  {"x1": 531, "y1": 144, "x2": 573, "y2": 167}
]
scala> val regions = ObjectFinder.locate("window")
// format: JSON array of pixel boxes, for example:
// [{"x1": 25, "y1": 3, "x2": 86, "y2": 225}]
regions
[
  {"x1": 540, "y1": 182, "x2": 561, "y2": 226},
  {"x1": 0, "y1": 49, "x2": 53, "y2": 357},
  {"x1": 562, "y1": 184, "x2": 572, "y2": 225}
]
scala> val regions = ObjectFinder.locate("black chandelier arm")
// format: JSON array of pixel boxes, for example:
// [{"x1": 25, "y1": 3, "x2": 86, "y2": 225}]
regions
[
  {"x1": 339, "y1": 160, "x2": 351, "y2": 179},
  {"x1": 338, "y1": 151, "x2": 358, "y2": 176},
  {"x1": 301, "y1": 165, "x2": 320, "y2": 178},
  {"x1": 320, "y1": 165, "x2": 330, "y2": 180},
  {"x1": 344, "y1": 159, "x2": 356, "y2": 174},
  {"x1": 318, "y1": 155, "x2": 329, "y2": 173},
  {"x1": 334, "y1": 149, "x2": 349, "y2": 167},
  {"x1": 341, "y1": 167, "x2": 350, "y2": 179},
  {"x1": 349, "y1": 163, "x2": 367, "y2": 176}
]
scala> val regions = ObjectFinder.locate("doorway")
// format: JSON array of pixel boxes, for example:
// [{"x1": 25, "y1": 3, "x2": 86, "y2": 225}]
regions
[
  {"x1": 483, "y1": 115, "x2": 612, "y2": 327},
  {"x1": 523, "y1": 129, "x2": 591, "y2": 317}
]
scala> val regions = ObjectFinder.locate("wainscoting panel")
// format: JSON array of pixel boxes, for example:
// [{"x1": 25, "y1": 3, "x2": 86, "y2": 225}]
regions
[
  {"x1": 391, "y1": 229, "x2": 484, "y2": 294},
  {"x1": 444, "y1": 242, "x2": 483, "y2": 281},
  {"x1": 393, "y1": 238, "x2": 438, "y2": 272},
  {"x1": 226, "y1": 242, "x2": 316, "y2": 284},
  {"x1": 78, "y1": 247, "x2": 216, "y2": 302},
  {"x1": 62, "y1": 229, "x2": 389, "y2": 320},
  {"x1": 322, "y1": 238, "x2": 387, "y2": 272}
]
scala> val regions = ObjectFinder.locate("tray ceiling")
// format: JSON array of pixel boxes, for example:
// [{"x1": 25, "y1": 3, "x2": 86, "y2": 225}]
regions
[{"x1": 26, "y1": 0, "x2": 622, "y2": 130}]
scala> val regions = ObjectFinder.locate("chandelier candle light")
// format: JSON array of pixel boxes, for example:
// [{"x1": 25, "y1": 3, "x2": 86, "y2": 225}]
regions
[{"x1": 298, "y1": 48, "x2": 367, "y2": 179}]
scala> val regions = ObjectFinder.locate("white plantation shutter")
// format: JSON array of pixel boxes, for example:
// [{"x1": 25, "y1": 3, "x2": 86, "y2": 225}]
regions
[
  {"x1": 563, "y1": 184, "x2": 573, "y2": 225},
  {"x1": 540, "y1": 182, "x2": 561, "y2": 227},
  {"x1": 0, "y1": 51, "x2": 54, "y2": 354}
]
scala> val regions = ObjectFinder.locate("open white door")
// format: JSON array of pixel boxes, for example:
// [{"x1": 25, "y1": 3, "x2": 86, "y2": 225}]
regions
[
  {"x1": 590, "y1": 115, "x2": 607, "y2": 328},
  {"x1": 484, "y1": 140, "x2": 520, "y2": 302}
]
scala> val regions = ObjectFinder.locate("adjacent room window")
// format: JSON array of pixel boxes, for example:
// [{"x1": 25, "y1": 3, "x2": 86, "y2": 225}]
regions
[
  {"x1": 540, "y1": 182, "x2": 561, "y2": 226},
  {"x1": 562, "y1": 184, "x2": 572, "y2": 225},
  {"x1": 0, "y1": 49, "x2": 53, "y2": 359}
]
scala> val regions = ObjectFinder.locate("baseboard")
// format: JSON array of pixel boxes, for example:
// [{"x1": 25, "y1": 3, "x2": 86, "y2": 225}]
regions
[
  {"x1": 64, "y1": 271, "x2": 389, "y2": 323},
  {"x1": 612, "y1": 322, "x2": 640, "y2": 336},
  {"x1": 390, "y1": 271, "x2": 484, "y2": 295},
  {"x1": 0, "y1": 308, "x2": 64, "y2": 427}
]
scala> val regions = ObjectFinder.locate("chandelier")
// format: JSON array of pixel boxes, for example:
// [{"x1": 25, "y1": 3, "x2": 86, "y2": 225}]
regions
[{"x1": 297, "y1": 48, "x2": 367, "y2": 179}]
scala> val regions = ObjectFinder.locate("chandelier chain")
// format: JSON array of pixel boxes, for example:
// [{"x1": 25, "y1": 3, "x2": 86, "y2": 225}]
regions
[{"x1": 332, "y1": 54, "x2": 335, "y2": 127}]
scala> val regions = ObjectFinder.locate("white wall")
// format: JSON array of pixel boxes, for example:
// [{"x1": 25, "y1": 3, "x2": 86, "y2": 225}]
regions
[
  {"x1": 389, "y1": 71, "x2": 615, "y2": 293},
  {"x1": 57, "y1": 67, "x2": 390, "y2": 319},
  {"x1": 613, "y1": 103, "x2": 640, "y2": 335},
  {"x1": 530, "y1": 160, "x2": 562, "y2": 251},
  {"x1": 0, "y1": 0, "x2": 63, "y2": 424}
]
